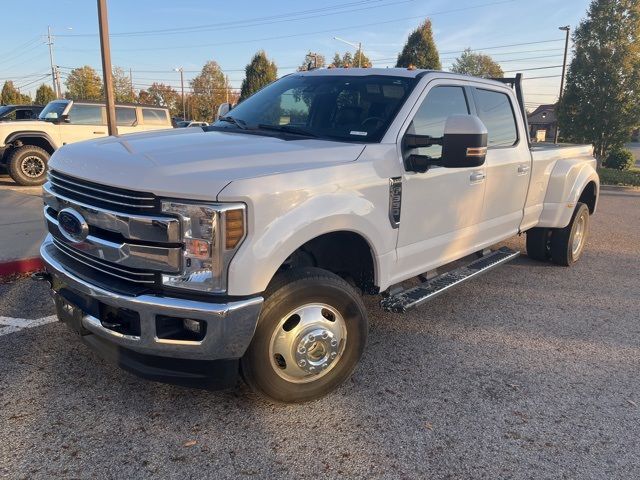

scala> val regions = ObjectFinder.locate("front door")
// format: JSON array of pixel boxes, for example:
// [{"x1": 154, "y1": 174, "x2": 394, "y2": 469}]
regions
[
  {"x1": 393, "y1": 82, "x2": 487, "y2": 282},
  {"x1": 62, "y1": 104, "x2": 108, "y2": 145}
]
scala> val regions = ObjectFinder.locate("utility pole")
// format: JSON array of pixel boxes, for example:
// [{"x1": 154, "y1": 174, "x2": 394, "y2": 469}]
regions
[
  {"x1": 97, "y1": 0, "x2": 117, "y2": 136},
  {"x1": 46, "y1": 26, "x2": 59, "y2": 98},
  {"x1": 555, "y1": 25, "x2": 571, "y2": 144},
  {"x1": 225, "y1": 74, "x2": 229, "y2": 104},
  {"x1": 129, "y1": 67, "x2": 134, "y2": 99},
  {"x1": 175, "y1": 67, "x2": 185, "y2": 119}
]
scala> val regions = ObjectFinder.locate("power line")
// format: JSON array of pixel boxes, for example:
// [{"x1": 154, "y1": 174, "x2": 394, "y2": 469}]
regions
[
  {"x1": 94, "y1": 0, "x2": 524, "y2": 52},
  {"x1": 503, "y1": 64, "x2": 563, "y2": 73}
]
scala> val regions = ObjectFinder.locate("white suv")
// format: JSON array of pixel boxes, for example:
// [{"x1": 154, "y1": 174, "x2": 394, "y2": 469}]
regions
[{"x1": 0, "y1": 99, "x2": 172, "y2": 185}]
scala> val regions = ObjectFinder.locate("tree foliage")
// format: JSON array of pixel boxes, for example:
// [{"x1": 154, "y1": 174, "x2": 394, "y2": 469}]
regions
[
  {"x1": 396, "y1": 19, "x2": 441, "y2": 69},
  {"x1": 35, "y1": 84, "x2": 56, "y2": 105},
  {"x1": 240, "y1": 51, "x2": 277, "y2": 102},
  {"x1": 298, "y1": 52, "x2": 326, "y2": 71},
  {"x1": 65, "y1": 66, "x2": 103, "y2": 101},
  {"x1": 112, "y1": 67, "x2": 135, "y2": 103},
  {"x1": 1, "y1": 81, "x2": 24, "y2": 104},
  {"x1": 190, "y1": 60, "x2": 231, "y2": 121},
  {"x1": 331, "y1": 50, "x2": 370, "y2": 68},
  {"x1": 139, "y1": 82, "x2": 181, "y2": 117},
  {"x1": 450, "y1": 49, "x2": 503, "y2": 78},
  {"x1": 557, "y1": 0, "x2": 640, "y2": 160}
]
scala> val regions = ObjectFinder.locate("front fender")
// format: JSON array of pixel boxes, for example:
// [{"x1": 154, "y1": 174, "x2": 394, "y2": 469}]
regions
[
  {"x1": 538, "y1": 158, "x2": 599, "y2": 228},
  {"x1": 219, "y1": 162, "x2": 398, "y2": 296}
]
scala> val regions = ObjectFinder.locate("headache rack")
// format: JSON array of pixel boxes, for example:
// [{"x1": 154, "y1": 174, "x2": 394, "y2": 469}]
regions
[{"x1": 491, "y1": 73, "x2": 531, "y2": 147}]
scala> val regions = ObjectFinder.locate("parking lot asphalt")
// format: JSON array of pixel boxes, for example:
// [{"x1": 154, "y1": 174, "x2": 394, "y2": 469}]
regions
[
  {"x1": 1, "y1": 189, "x2": 639, "y2": 479},
  {"x1": 0, "y1": 175, "x2": 46, "y2": 262}
]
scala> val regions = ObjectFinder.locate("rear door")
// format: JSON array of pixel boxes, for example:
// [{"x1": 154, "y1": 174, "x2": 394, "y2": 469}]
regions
[
  {"x1": 115, "y1": 106, "x2": 138, "y2": 135},
  {"x1": 471, "y1": 87, "x2": 530, "y2": 243}
]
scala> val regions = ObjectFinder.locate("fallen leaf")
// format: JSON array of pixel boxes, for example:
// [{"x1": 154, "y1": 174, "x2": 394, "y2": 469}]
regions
[
  {"x1": 425, "y1": 422, "x2": 433, "y2": 431},
  {"x1": 627, "y1": 399, "x2": 637, "y2": 407},
  {"x1": 183, "y1": 440, "x2": 197, "y2": 447}
]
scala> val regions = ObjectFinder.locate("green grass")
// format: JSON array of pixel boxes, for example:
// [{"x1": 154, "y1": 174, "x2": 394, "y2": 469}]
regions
[{"x1": 598, "y1": 167, "x2": 640, "y2": 187}]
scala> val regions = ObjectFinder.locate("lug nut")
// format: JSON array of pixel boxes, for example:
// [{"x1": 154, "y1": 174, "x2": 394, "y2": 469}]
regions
[
  {"x1": 308, "y1": 334, "x2": 315, "y2": 342},
  {"x1": 322, "y1": 331, "x2": 329, "y2": 339},
  {"x1": 322, "y1": 363, "x2": 328, "y2": 369},
  {"x1": 309, "y1": 366, "x2": 316, "y2": 372},
  {"x1": 298, "y1": 360, "x2": 307, "y2": 367},
  {"x1": 330, "y1": 352, "x2": 337, "y2": 359},
  {"x1": 298, "y1": 346, "x2": 306, "y2": 354},
  {"x1": 330, "y1": 339, "x2": 338, "y2": 347}
]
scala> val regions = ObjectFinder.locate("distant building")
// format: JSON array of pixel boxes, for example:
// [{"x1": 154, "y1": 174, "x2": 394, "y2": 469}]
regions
[{"x1": 528, "y1": 104, "x2": 557, "y2": 142}]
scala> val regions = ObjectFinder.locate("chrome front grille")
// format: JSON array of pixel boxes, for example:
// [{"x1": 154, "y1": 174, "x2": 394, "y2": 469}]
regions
[
  {"x1": 43, "y1": 172, "x2": 183, "y2": 293},
  {"x1": 48, "y1": 170, "x2": 159, "y2": 213},
  {"x1": 52, "y1": 237, "x2": 157, "y2": 284}
]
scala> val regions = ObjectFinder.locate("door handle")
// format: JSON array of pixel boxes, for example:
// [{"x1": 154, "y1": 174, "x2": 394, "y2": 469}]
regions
[
  {"x1": 93, "y1": 131, "x2": 106, "y2": 134},
  {"x1": 470, "y1": 171, "x2": 485, "y2": 183},
  {"x1": 517, "y1": 164, "x2": 530, "y2": 175}
]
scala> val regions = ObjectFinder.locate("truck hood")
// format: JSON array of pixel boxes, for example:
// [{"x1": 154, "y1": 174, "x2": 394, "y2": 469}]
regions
[{"x1": 49, "y1": 128, "x2": 366, "y2": 200}]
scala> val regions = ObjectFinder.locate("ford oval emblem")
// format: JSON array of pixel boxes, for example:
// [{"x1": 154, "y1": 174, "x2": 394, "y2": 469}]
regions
[{"x1": 57, "y1": 208, "x2": 89, "y2": 243}]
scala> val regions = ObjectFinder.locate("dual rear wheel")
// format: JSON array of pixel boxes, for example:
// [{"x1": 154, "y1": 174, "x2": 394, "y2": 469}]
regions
[{"x1": 526, "y1": 202, "x2": 590, "y2": 266}]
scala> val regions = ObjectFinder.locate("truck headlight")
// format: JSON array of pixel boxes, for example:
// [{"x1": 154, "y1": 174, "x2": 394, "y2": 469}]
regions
[{"x1": 161, "y1": 201, "x2": 246, "y2": 293}]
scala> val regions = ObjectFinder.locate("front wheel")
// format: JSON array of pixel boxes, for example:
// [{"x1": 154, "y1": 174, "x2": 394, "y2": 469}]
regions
[
  {"x1": 550, "y1": 202, "x2": 590, "y2": 266},
  {"x1": 241, "y1": 267, "x2": 368, "y2": 403},
  {"x1": 8, "y1": 145, "x2": 50, "y2": 186}
]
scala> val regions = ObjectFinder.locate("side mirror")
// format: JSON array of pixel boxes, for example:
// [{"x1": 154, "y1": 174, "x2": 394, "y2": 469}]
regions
[
  {"x1": 440, "y1": 115, "x2": 488, "y2": 168},
  {"x1": 217, "y1": 102, "x2": 231, "y2": 120},
  {"x1": 59, "y1": 114, "x2": 70, "y2": 123}
]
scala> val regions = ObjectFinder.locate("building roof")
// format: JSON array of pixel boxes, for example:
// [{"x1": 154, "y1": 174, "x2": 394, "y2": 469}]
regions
[{"x1": 528, "y1": 104, "x2": 557, "y2": 125}]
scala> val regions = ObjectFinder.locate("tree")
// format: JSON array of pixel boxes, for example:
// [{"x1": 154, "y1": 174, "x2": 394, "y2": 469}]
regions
[
  {"x1": 65, "y1": 66, "x2": 103, "y2": 101},
  {"x1": 298, "y1": 52, "x2": 326, "y2": 71},
  {"x1": 450, "y1": 49, "x2": 503, "y2": 78},
  {"x1": 240, "y1": 51, "x2": 277, "y2": 102},
  {"x1": 34, "y1": 84, "x2": 56, "y2": 105},
  {"x1": 557, "y1": 0, "x2": 640, "y2": 161},
  {"x1": 190, "y1": 60, "x2": 231, "y2": 121},
  {"x1": 139, "y1": 82, "x2": 181, "y2": 117},
  {"x1": 112, "y1": 67, "x2": 135, "y2": 103},
  {"x1": 330, "y1": 50, "x2": 370, "y2": 68},
  {"x1": 1, "y1": 81, "x2": 20, "y2": 104},
  {"x1": 396, "y1": 19, "x2": 441, "y2": 69}
]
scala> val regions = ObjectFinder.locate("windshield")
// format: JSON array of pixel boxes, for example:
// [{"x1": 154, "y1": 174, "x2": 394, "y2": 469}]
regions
[
  {"x1": 211, "y1": 74, "x2": 418, "y2": 143},
  {"x1": 39, "y1": 100, "x2": 69, "y2": 121},
  {"x1": 0, "y1": 106, "x2": 12, "y2": 117}
]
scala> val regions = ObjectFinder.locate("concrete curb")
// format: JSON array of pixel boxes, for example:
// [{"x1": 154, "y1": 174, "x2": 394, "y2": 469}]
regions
[
  {"x1": 0, "y1": 257, "x2": 44, "y2": 277},
  {"x1": 600, "y1": 184, "x2": 640, "y2": 192}
]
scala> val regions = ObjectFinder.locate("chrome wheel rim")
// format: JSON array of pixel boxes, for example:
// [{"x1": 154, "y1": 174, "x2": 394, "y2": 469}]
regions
[
  {"x1": 572, "y1": 213, "x2": 586, "y2": 257},
  {"x1": 269, "y1": 303, "x2": 347, "y2": 384},
  {"x1": 20, "y1": 155, "x2": 45, "y2": 178}
]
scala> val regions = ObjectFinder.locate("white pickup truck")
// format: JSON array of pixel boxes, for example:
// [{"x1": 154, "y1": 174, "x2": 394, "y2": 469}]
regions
[{"x1": 38, "y1": 68, "x2": 599, "y2": 402}]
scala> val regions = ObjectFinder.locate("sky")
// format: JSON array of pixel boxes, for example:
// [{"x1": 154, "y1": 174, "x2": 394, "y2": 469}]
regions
[{"x1": 0, "y1": 0, "x2": 592, "y2": 108}]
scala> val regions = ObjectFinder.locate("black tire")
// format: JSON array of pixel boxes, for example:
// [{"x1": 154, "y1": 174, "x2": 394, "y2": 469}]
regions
[
  {"x1": 550, "y1": 202, "x2": 590, "y2": 266},
  {"x1": 8, "y1": 145, "x2": 50, "y2": 186},
  {"x1": 241, "y1": 267, "x2": 368, "y2": 403},
  {"x1": 526, "y1": 227, "x2": 552, "y2": 261}
]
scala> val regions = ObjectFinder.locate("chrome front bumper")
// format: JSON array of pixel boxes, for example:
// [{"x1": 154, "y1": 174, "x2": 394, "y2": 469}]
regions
[{"x1": 41, "y1": 236, "x2": 263, "y2": 361}]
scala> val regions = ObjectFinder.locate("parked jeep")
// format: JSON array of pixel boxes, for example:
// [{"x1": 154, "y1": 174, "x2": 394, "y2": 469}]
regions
[{"x1": 0, "y1": 99, "x2": 172, "y2": 186}]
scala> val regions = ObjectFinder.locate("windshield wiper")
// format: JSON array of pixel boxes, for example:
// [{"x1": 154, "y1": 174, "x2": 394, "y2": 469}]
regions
[
  {"x1": 257, "y1": 124, "x2": 318, "y2": 138},
  {"x1": 219, "y1": 115, "x2": 249, "y2": 130}
]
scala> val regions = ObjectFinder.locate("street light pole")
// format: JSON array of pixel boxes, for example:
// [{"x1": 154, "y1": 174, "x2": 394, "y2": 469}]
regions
[
  {"x1": 97, "y1": 0, "x2": 117, "y2": 136},
  {"x1": 175, "y1": 67, "x2": 185, "y2": 120},
  {"x1": 555, "y1": 25, "x2": 571, "y2": 144},
  {"x1": 333, "y1": 36, "x2": 364, "y2": 67}
]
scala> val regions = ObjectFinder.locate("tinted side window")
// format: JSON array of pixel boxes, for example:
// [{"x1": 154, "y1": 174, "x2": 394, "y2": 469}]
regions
[
  {"x1": 68, "y1": 104, "x2": 104, "y2": 125},
  {"x1": 116, "y1": 107, "x2": 136, "y2": 126},
  {"x1": 142, "y1": 108, "x2": 168, "y2": 125},
  {"x1": 473, "y1": 89, "x2": 518, "y2": 147},
  {"x1": 409, "y1": 86, "x2": 469, "y2": 159}
]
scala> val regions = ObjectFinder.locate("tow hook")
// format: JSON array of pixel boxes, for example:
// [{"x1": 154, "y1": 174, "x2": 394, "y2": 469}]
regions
[{"x1": 31, "y1": 271, "x2": 52, "y2": 287}]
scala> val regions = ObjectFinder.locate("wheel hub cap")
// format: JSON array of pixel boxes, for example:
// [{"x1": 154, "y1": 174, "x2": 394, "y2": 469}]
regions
[
  {"x1": 269, "y1": 303, "x2": 347, "y2": 384},
  {"x1": 572, "y1": 214, "x2": 586, "y2": 256},
  {"x1": 21, "y1": 156, "x2": 45, "y2": 178}
]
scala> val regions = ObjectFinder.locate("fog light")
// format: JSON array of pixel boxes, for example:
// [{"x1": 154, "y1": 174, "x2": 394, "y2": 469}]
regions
[{"x1": 183, "y1": 318, "x2": 204, "y2": 335}]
